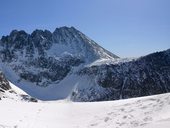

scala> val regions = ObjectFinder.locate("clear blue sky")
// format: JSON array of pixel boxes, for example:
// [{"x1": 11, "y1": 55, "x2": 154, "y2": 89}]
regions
[{"x1": 0, "y1": 0, "x2": 170, "y2": 57}]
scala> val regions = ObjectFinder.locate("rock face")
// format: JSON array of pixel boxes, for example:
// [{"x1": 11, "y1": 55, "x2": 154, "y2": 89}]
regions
[
  {"x1": 0, "y1": 26, "x2": 169, "y2": 101},
  {"x1": 0, "y1": 71, "x2": 37, "y2": 102},
  {"x1": 74, "y1": 49, "x2": 170, "y2": 101},
  {"x1": 0, "y1": 27, "x2": 118, "y2": 87},
  {"x1": 0, "y1": 72, "x2": 11, "y2": 93}
]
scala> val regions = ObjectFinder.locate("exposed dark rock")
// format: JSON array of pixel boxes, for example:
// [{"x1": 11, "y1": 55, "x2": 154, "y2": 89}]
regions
[
  {"x1": 78, "y1": 49, "x2": 170, "y2": 101},
  {"x1": 0, "y1": 72, "x2": 11, "y2": 91},
  {"x1": 0, "y1": 26, "x2": 169, "y2": 101}
]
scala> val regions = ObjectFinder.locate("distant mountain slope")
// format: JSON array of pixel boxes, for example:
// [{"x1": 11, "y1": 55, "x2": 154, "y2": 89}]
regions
[
  {"x1": 0, "y1": 26, "x2": 169, "y2": 101},
  {"x1": 72, "y1": 49, "x2": 170, "y2": 101}
]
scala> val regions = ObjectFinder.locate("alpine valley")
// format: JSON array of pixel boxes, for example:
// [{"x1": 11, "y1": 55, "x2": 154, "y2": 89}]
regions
[{"x1": 0, "y1": 26, "x2": 169, "y2": 102}]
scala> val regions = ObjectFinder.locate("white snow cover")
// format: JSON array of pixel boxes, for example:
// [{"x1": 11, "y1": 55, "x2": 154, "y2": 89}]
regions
[
  {"x1": 87, "y1": 57, "x2": 136, "y2": 67},
  {"x1": 0, "y1": 92, "x2": 170, "y2": 128},
  {"x1": 9, "y1": 81, "x2": 27, "y2": 95},
  {"x1": 0, "y1": 26, "x2": 119, "y2": 101},
  {"x1": 0, "y1": 63, "x2": 108, "y2": 101},
  {"x1": 0, "y1": 81, "x2": 29, "y2": 101}
]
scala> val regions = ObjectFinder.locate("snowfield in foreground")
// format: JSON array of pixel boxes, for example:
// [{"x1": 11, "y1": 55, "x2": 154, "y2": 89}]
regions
[{"x1": 0, "y1": 93, "x2": 170, "y2": 128}]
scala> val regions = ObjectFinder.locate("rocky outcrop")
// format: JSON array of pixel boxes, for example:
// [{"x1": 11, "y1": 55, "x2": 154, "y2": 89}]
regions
[
  {"x1": 74, "y1": 49, "x2": 170, "y2": 101},
  {"x1": 0, "y1": 26, "x2": 169, "y2": 102},
  {"x1": 0, "y1": 72, "x2": 11, "y2": 93}
]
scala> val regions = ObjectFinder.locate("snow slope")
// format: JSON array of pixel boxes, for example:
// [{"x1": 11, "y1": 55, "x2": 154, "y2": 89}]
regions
[
  {"x1": 0, "y1": 27, "x2": 169, "y2": 102},
  {"x1": 9, "y1": 81, "x2": 27, "y2": 95},
  {"x1": 0, "y1": 26, "x2": 119, "y2": 101},
  {"x1": 0, "y1": 93, "x2": 170, "y2": 128},
  {"x1": 0, "y1": 81, "x2": 38, "y2": 102}
]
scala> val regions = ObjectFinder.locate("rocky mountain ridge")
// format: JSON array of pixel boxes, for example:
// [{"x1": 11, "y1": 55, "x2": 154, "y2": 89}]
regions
[
  {"x1": 73, "y1": 49, "x2": 170, "y2": 101},
  {"x1": 0, "y1": 26, "x2": 169, "y2": 101}
]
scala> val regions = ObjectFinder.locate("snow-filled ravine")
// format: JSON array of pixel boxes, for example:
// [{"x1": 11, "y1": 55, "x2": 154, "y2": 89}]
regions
[{"x1": 0, "y1": 92, "x2": 170, "y2": 128}]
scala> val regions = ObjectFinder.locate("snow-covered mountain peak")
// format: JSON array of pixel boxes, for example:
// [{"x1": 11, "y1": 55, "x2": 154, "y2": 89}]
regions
[
  {"x1": 0, "y1": 26, "x2": 119, "y2": 100},
  {"x1": 52, "y1": 26, "x2": 119, "y2": 61},
  {"x1": 0, "y1": 27, "x2": 169, "y2": 101},
  {"x1": 0, "y1": 26, "x2": 118, "y2": 62}
]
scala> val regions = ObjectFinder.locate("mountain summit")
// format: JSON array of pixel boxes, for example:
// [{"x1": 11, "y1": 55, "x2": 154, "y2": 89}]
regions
[
  {"x1": 0, "y1": 26, "x2": 118, "y2": 100},
  {"x1": 0, "y1": 26, "x2": 118, "y2": 62},
  {"x1": 0, "y1": 27, "x2": 169, "y2": 101}
]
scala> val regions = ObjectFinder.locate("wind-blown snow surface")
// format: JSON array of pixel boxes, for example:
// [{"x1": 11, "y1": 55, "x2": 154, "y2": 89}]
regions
[{"x1": 0, "y1": 93, "x2": 170, "y2": 128}]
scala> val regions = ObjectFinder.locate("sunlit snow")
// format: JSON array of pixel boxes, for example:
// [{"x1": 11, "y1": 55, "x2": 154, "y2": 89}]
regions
[{"x1": 0, "y1": 86, "x2": 170, "y2": 128}]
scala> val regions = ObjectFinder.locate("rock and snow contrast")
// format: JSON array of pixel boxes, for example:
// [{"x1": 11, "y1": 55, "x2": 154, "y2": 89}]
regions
[
  {"x1": 0, "y1": 26, "x2": 170, "y2": 128},
  {"x1": 0, "y1": 26, "x2": 118, "y2": 101},
  {"x1": 0, "y1": 92, "x2": 170, "y2": 128},
  {"x1": 0, "y1": 26, "x2": 169, "y2": 101},
  {"x1": 0, "y1": 71, "x2": 37, "y2": 102}
]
